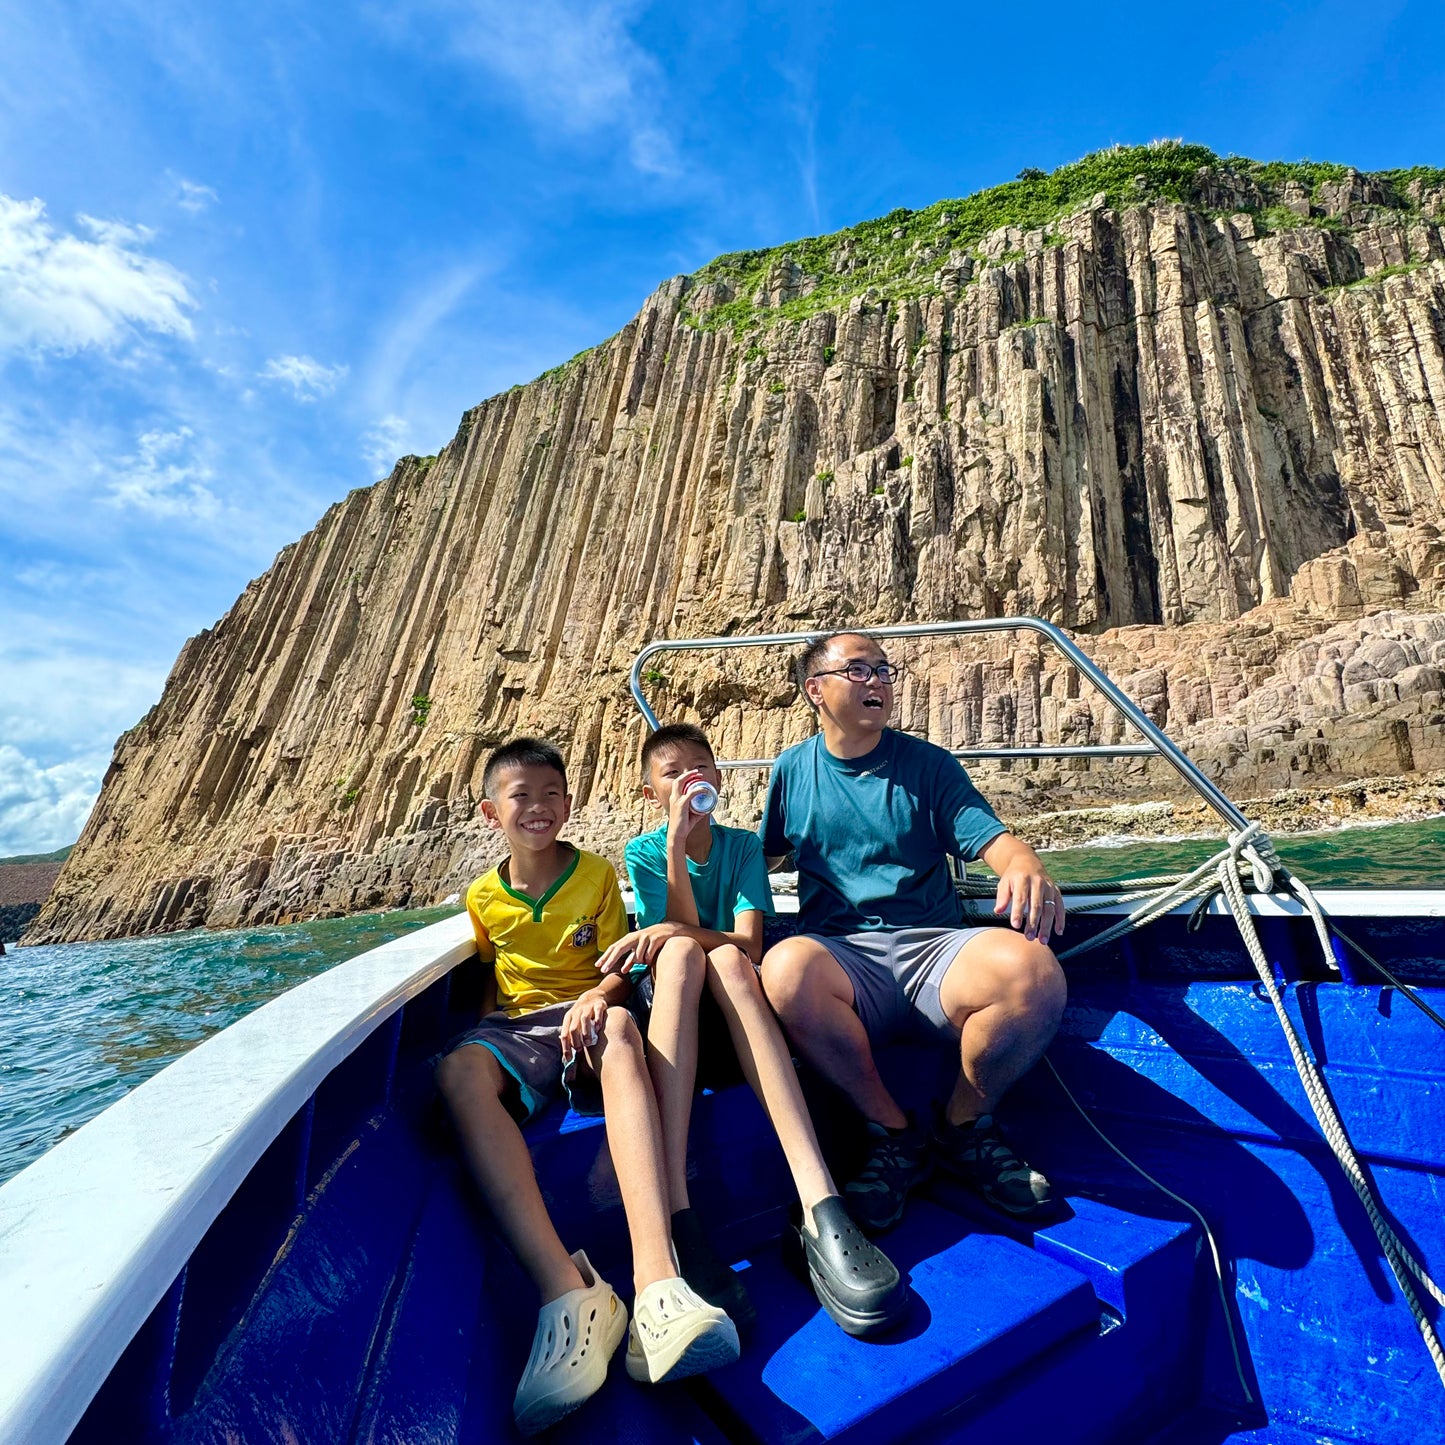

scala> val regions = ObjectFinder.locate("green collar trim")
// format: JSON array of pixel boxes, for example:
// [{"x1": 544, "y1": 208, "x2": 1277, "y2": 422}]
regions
[{"x1": 499, "y1": 846, "x2": 579, "y2": 922}]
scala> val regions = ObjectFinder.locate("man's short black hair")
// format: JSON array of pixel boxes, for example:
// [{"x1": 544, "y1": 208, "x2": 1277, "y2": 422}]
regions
[
  {"x1": 482, "y1": 738, "x2": 567, "y2": 799},
  {"x1": 641, "y1": 722, "x2": 715, "y2": 778},
  {"x1": 795, "y1": 630, "x2": 880, "y2": 690}
]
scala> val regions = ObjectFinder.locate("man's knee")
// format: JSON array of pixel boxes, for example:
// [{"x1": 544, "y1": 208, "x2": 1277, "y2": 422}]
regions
[
  {"x1": 1012, "y1": 938, "x2": 1066, "y2": 1020},
  {"x1": 761, "y1": 938, "x2": 832, "y2": 1020},
  {"x1": 955, "y1": 932, "x2": 1066, "y2": 1023},
  {"x1": 436, "y1": 1043, "x2": 504, "y2": 1105}
]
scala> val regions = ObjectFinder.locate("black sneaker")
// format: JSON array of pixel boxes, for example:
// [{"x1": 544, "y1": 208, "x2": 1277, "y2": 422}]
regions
[
  {"x1": 670, "y1": 1207, "x2": 757, "y2": 1334},
  {"x1": 843, "y1": 1116, "x2": 932, "y2": 1233},
  {"x1": 798, "y1": 1195, "x2": 908, "y2": 1339},
  {"x1": 933, "y1": 1112, "x2": 1055, "y2": 1220}
]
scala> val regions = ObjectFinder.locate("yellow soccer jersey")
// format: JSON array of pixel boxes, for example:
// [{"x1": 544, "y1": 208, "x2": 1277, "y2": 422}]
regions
[{"x1": 465, "y1": 846, "x2": 627, "y2": 1016}]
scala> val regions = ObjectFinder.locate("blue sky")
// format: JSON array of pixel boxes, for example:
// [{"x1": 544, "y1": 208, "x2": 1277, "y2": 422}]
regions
[{"x1": 1, "y1": 0, "x2": 1443, "y2": 855}]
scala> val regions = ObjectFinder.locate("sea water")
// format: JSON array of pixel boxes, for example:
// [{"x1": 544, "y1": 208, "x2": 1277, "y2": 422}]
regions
[{"x1": 2, "y1": 817, "x2": 1442, "y2": 1186}]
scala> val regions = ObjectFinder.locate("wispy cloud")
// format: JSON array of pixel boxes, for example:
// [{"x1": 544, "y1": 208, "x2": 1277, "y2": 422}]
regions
[
  {"x1": 0, "y1": 194, "x2": 197, "y2": 355},
  {"x1": 778, "y1": 64, "x2": 822, "y2": 231},
  {"x1": 361, "y1": 262, "x2": 482, "y2": 406},
  {"x1": 170, "y1": 173, "x2": 220, "y2": 214},
  {"x1": 384, "y1": 1, "x2": 678, "y2": 176},
  {"x1": 107, "y1": 426, "x2": 218, "y2": 518},
  {"x1": 362, "y1": 413, "x2": 410, "y2": 474},
  {"x1": 261, "y1": 352, "x2": 348, "y2": 400}
]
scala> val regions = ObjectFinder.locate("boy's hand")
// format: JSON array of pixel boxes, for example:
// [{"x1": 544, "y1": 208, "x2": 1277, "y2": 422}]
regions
[
  {"x1": 993, "y1": 859, "x2": 1066, "y2": 942},
  {"x1": 560, "y1": 990, "x2": 609, "y2": 1059},
  {"x1": 666, "y1": 769, "x2": 710, "y2": 845},
  {"x1": 597, "y1": 930, "x2": 641, "y2": 975},
  {"x1": 597, "y1": 923, "x2": 686, "y2": 974}
]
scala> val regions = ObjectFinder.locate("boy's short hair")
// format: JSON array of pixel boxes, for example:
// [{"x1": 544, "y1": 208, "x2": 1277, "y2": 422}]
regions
[
  {"x1": 482, "y1": 738, "x2": 567, "y2": 799},
  {"x1": 640, "y1": 722, "x2": 715, "y2": 779}
]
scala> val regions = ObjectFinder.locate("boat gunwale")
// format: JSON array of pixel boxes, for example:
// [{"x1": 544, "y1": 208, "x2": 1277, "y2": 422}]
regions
[
  {"x1": 0, "y1": 910, "x2": 475, "y2": 1445},
  {"x1": 3, "y1": 889, "x2": 1443, "y2": 1443}
]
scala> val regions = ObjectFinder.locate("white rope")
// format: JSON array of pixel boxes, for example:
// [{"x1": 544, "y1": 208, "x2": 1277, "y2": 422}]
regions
[
  {"x1": 1037, "y1": 820, "x2": 1445, "y2": 1391},
  {"x1": 1217, "y1": 852, "x2": 1445, "y2": 1383}
]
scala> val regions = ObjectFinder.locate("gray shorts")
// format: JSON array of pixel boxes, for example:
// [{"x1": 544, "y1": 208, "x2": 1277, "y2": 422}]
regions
[
  {"x1": 811, "y1": 926, "x2": 995, "y2": 1044},
  {"x1": 447, "y1": 1001, "x2": 603, "y2": 1125}
]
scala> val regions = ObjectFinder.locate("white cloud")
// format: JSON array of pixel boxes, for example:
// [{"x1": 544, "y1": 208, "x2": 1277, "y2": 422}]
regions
[
  {"x1": 261, "y1": 353, "x2": 349, "y2": 400},
  {"x1": 363, "y1": 413, "x2": 410, "y2": 473},
  {"x1": 107, "y1": 426, "x2": 218, "y2": 518},
  {"x1": 171, "y1": 174, "x2": 220, "y2": 214},
  {"x1": 0, "y1": 744, "x2": 106, "y2": 855},
  {"x1": 0, "y1": 193, "x2": 197, "y2": 355}
]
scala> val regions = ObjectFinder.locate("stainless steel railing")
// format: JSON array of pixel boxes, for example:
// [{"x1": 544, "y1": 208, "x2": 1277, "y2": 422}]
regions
[{"x1": 628, "y1": 618, "x2": 1251, "y2": 834}]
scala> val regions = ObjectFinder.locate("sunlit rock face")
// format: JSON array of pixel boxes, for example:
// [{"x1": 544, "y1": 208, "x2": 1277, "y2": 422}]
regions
[{"x1": 29, "y1": 155, "x2": 1445, "y2": 942}]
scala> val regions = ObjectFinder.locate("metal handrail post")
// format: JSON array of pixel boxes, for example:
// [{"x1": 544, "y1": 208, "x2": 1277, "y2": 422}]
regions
[{"x1": 627, "y1": 618, "x2": 1251, "y2": 834}]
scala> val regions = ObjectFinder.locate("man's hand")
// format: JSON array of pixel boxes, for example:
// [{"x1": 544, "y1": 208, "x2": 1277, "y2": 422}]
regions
[
  {"x1": 980, "y1": 833, "x2": 1066, "y2": 942},
  {"x1": 560, "y1": 990, "x2": 609, "y2": 1059},
  {"x1": 666, "y1": 769, "x2": 711, "y2": 846},
  {"x1": 596, "y1": 922, "x2": 688, "y2": 975}
]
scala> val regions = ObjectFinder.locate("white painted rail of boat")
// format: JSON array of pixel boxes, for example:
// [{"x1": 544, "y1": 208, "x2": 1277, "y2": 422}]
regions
[
  {"x1": 734, "y1": 885, "x2": 1445, "y2": 919},
  {"x1": 0, "y1": 910, "x2": 476, "y2": 1445}
]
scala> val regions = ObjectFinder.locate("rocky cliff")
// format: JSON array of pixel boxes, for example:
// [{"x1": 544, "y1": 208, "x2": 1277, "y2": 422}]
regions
[{"x1": 28, "y1": 144, "x2": 1445, "y2": 943}]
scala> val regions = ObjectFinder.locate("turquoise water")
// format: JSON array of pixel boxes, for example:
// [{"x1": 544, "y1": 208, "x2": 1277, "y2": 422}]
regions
[
  {"x1": 1037, "y1": 814, "x2": 1445, "y2": 890},
  {"x1": 0, "y1": 906, "x2": 459, "y2": 1186},
  {"x1": 2, "y1": 817, "x2": 1442, "y2": 1187}
]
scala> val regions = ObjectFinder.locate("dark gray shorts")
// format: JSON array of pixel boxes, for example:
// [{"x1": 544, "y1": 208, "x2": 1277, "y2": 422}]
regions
[
  {"x1": 810, "y1": 926, "x2": 995, "y2": 1043},
  {"x1": 447, "y1": 1001, "x2": 603, "y2": 1125}
]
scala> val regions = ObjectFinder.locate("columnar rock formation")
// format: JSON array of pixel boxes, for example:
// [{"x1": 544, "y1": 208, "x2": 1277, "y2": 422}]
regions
[{"x1": 29, "y1": 150, "x2": 1445, "y2": 942}]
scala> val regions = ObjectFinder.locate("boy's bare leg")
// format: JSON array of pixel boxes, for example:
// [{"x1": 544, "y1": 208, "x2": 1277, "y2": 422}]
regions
[
  {"x1": 582, "y1": 1004, "x2": 678, "y2": 1294},
  {"x1": 645, "y1": 937, "x2": 706, "y2": 1212},
  {"x1": 705, "y1": 944, "x2": 835, "y2": 1231},
  {"x1": 761, "y1": 936, "x2": 908, "y2": 1129},
  {"x1": 437, "y1": 1045, "x2": 585, "y2": 1303}
]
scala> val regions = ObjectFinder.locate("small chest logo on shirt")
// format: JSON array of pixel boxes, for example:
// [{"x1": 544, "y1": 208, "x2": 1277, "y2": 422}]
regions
[{"x1": 570, "y1": 922, "x2": 597, "y2": 949}]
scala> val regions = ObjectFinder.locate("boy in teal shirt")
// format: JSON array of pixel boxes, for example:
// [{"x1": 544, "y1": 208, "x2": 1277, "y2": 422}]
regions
[{"x1": 600, "y1": 723, "x2": 906, "y2": 1340}]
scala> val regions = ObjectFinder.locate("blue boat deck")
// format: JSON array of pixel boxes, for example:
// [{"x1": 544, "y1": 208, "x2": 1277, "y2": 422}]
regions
[{"x1": 62, "y1": 905, "x2": 1445, "y2": 1444}]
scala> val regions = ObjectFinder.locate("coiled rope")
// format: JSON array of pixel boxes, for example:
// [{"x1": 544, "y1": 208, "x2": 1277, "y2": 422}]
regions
[{"x1": 964, "y1": 823, "x2": 1445, "y2": 1393}]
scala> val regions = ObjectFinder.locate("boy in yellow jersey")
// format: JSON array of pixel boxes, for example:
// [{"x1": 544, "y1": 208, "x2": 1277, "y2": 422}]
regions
[{"x1": 437, "y1": 739, "x2": 738, "y2": 1437}]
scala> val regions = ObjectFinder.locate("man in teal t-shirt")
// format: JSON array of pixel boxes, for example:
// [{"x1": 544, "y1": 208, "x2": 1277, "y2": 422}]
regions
[{"x1": 760, "y1": 631, "x2": 1068, "y2": 1233}]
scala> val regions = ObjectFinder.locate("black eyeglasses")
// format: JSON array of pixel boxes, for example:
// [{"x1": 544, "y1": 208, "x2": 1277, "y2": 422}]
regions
[{"x1": 810, "y1": 662, "x2": 903, "y2": 685}]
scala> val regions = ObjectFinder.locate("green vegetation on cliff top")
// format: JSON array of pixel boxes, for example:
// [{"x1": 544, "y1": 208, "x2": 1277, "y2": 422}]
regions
[
  {"x1": 680, "y1": 141, "x2": 1445, "y2": 337},
  {"x1": 0, "y1": 846, "x2": 72, "y2": 866}
]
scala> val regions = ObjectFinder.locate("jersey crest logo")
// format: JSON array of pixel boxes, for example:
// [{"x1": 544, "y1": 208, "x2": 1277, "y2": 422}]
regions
[{"x1": 570, "y1": 922, "x2": 596, "y2": 949}]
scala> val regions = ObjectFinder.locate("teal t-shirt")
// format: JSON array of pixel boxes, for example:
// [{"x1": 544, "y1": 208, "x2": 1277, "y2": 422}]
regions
[
  {"x1": 625, "y1": 822, "x2": 775, "y2": 931},
  {"x1": 759, "y1": 729, "x2": 1006, "y2": 935}
]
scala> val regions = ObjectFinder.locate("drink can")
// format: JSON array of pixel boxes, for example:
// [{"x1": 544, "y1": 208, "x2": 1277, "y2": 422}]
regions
[{"x1": 685, "y1": 781, "x2": 718, "y2": 814}]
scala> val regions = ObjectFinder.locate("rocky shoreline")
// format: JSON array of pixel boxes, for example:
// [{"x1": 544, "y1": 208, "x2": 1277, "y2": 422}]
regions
[{"x1": 1012, "y1": 769, "x2": 1445, "y2": 851}]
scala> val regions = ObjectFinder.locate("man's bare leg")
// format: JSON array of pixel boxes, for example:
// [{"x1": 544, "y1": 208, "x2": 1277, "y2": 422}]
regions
[
  {"x1": 936, "y1": 929, "x2": 1066, "y2": 1125},
  {"x1": 760, "y1": 935, "x2": 905, "y2": 1128},
  {"x1": 761, "y1": 935, "x2": 928, "y2": 1233},
  {"x1": 933, "y1": 928, "x2": 1066, "y2": 1218}
]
